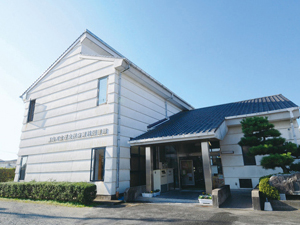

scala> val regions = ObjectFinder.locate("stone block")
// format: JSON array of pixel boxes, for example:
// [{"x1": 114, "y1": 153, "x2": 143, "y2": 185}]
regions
[
  {"x1": 269, "y1": 173, "x2": 300, "y2": 195},
  {"x1": 212, "y1": 185, "x2": 231, "y2": 208}
]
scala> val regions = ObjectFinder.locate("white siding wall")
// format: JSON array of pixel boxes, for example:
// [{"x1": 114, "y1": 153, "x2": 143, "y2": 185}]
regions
[
  {"x1": 15, "y1": 41, "x2": 118, "y2": 195},
  {"x1": 16, "y1": 39, "x2": 184, "y2": 196},
  {"x1": 221, "y1": 119, "x2": 300, "y2": 190},
  {"x1": 118, "y1": 74, "x2": 182, "y2": 191}
]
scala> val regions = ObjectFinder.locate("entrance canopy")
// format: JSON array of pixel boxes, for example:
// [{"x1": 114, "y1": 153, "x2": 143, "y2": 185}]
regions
[{"x1": 129, "y1": 94, "x2": 298, "y2": 146}]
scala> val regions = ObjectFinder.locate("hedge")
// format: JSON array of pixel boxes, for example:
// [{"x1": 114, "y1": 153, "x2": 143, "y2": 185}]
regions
[
  {"x1": 0, "y1": 182, "x2": 97, "y2": 204},
  {"x1": 0, "y1": 168, "x2": 15, "y2": 182},
  {"x1": 259, "y1": 177, "x2": 280, "y2": 200}
]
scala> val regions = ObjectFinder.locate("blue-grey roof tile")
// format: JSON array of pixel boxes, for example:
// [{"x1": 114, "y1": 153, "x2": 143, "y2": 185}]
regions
[{"x1": 131, "y1": 94, "x2": 298, "y2": 141}]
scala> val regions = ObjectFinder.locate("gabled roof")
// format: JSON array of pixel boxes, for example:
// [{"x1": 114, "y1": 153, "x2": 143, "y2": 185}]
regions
[
  {"x1": 20, "y1": 30, "x2": 193, "y2": 110},
  {"x1": 130, "y1": 94, "x2": 298, "y2": 143}
]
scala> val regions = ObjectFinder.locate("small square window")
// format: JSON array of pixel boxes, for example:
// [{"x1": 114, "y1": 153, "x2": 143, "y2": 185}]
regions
[
  {"x1": 19, "y1": 156, "x2": 28, "y2": 181},
  {"x1": 90, "y1": 148, "x2": 105, "y2": 181},
  {"x1": 239, "y1": 179, "x2": 253, "y2": 188},
  {"x1": 27, "y1": 100, "x2": 36, "y2": 122},
  {"x1": 98, "y1": 77, "x2": 107, "y2": 105}
]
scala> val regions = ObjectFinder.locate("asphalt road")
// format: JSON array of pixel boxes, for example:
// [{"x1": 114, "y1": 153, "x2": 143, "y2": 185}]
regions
[{"x1": 0, "y1": 199, "x2": 300, "y2": 225}]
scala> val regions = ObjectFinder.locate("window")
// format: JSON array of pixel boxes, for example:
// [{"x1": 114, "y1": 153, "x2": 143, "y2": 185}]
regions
[
  {"x1": 98, "y1": 77, "x2": 107, "y2": 105},
  {"x1": 241, "y1": 146, "x2": 256, "y2": 165},
  {"x1": 90, "y1": 148, "x2": 105, "y2": 181},
  {"x1": 19, "y1": 156, "x2": 28, "y2": 181},
  {"x1": 27, "y1": 99, "x2": 36, "y2": 122},
  {"x1": 130, "y1": 146, "x2": 146, "y2": 187},
  {"x1": 239, "y1": 179, "x2": 253, "y2": 188}
]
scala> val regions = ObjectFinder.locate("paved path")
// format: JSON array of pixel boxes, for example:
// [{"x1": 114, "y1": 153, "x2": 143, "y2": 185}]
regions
[
  {"x1": 221, "y1": 189, "x2": 252, "y2": 209},
  {"x1": 1, "y1": 199, "x2": 300, "y2": 224}
]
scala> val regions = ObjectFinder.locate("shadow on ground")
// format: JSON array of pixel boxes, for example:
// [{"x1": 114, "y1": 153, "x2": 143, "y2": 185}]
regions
[{"x1": 220, "y1": 190, "x2": 252, "y2": 209}]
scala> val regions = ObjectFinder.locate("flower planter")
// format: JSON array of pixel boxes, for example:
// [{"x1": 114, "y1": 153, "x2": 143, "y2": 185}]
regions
[
  {"x1": 153, "y1": 191, "x2": 161, "y2": 197},
  {"x1": 198, "y1": 199, "x2": 212, "y2": 205},
  {"x1": 142, "y1": 193, "x2": 153, "y2": 198}
]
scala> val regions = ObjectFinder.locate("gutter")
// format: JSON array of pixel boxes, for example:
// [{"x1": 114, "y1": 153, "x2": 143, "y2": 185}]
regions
[
  {"x1": 129, "y1": 131, "x2": 216, "y2": 146},
  {"x1": 165, "y1": 93, "x2": 174, "y2": 118},
  {"x1": 116, "y1": 64, "x2": 130, "y2": 198},
  {"x1": 287, "y1": 109, "x2": 299, "y2": 146}
]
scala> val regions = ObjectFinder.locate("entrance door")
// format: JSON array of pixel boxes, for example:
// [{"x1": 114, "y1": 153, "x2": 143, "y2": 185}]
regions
[{"x1": 180, "y1": 160, "x2": 195, "y2": 186}]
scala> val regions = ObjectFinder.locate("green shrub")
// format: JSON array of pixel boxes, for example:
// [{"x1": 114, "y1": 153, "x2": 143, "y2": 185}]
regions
[
  {"x1": 0, "y1": 168, "x2": 15, "y2": 182},
  {"x1": 259, "y1": 177, "x2": 280, "y2": 200},
  {"x1": 259, "y1": 174, "x2": 274, "y2": 182},
  {"x1": 290, "y1": 162, "x2": 300, "y2": 171},
  {"x1": 0, "y1": 181, "x2": 96, "y2": 204}
]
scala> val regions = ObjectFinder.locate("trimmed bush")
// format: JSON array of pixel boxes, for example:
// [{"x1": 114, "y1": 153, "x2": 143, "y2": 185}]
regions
[
  {"x1": 0, "y1": 181, "x2": 96, "y2": 204},
  {"x1": 259, "y1": 177, "x2": 280, "y2": 200},
  {"x1": 0, "y1": 168, "x2": 15, "y2": 182}
]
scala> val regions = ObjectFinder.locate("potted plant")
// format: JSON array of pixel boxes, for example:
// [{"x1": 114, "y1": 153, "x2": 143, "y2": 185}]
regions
[
  {"x1": 142, "y1": 192, "x2": 154, "y2": 198},
  {"x1": 198, "y1": 193, "x2": 212, "y2": 205}
]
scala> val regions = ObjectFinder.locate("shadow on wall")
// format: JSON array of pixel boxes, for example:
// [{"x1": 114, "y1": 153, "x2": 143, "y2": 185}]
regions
[{"x1": 26, "y1": 103, "x2": 47, "y2": 129}]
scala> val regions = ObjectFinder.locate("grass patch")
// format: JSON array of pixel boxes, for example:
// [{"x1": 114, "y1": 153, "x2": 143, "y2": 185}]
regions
[{"x1": 0, "y1": 197, "x2": 98, "y2": 208}]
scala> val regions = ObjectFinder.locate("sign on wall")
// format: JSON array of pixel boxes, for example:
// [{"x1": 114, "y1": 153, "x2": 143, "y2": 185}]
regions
[{"x1": 49, "y1": 128, "x2": 109, "y2": 143}]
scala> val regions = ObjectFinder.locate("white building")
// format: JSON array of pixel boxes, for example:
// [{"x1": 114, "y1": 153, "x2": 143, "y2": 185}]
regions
[
  {"x1": 16, "y1": 30, "x2": 300, "y2": 198},
  {"x1": 0, "y1": 159, "x2": 17, "y2": 168}
]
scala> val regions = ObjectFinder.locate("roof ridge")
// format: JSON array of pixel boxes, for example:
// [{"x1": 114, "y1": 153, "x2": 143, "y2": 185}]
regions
[
  {"x1": 80, "y1": 53, "x2": 124, "y2": 59},
  {"x1": 189, "y1": 94, "x2": 289, "y2": 112}
]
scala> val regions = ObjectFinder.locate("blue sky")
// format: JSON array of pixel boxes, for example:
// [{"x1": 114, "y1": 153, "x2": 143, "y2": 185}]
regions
[{"x1": 0, "y1": 0, "x2": 299, "y2": 160}]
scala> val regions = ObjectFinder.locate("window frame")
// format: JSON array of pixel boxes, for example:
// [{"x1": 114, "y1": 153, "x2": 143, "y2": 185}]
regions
[
  {"x1": 90, "y1": 147, "x2": 105, "y2": 182},
  {"x1": 19, "y1": 156, "x2": 28, "y2": 181},
  {"x1": 27, "y1": 99, "x2": 36, "y2": 122},
  {"x1": 241, "y1": 146, "x2": 256, "y2": 166},
  {"x1": 97, "y1": 77, "x2": 108, "y2": 106},
  {"x1": 239, "y1": 178, "x2": 253, "y2": 188}
]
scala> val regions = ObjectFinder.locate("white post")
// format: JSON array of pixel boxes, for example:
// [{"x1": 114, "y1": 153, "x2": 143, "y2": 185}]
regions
[
  {"x1": 145, "y1": 146, "x2": 153, "y2": 192},
  {"x1": 201, "y1": 142, "x2": 213, "y2": 194}
]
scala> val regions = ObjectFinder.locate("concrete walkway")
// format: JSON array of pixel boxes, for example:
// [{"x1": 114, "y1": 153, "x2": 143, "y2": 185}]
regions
[
  {"x1": 220, "y1": 189, "x2": 252, "y2": 209},
  {"x1": 1, "y1": 198, "x2": 300, "y2": 224},
  {"x1": 136, "y1": 189, "x2": 253, "y2": 209}
]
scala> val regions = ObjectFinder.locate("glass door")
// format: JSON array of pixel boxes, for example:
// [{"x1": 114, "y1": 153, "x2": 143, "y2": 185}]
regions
[{"x1": 180, "y1": 160, "x2": 195, "y2": 186}]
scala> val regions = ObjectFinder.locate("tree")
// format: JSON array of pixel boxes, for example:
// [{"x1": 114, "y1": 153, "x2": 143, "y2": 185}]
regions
[{"x1": 238, "y1": 116, "x2": 300, "y2": 173}]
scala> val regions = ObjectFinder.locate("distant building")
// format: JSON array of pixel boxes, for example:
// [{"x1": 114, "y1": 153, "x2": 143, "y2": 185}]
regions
[
  {"x1": 0, "y1": 159, "x2": 17, "y2": 168},
  {"x1": 16, "y1": 30, "x2": 300, "y2": 199}
]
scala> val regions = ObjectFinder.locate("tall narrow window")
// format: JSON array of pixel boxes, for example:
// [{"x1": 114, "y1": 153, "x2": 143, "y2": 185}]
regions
[
  {"x1": 98, "y1": 77, "x2": 107, "y2": 105},
  {"x1": 27, "y1": 99, "x2": 36, "y2": 122},
  {"x1": 90, "y1": 148, "x2": 105, "y2": 181},
  {"x1": 19, "y1": 156, "x2": 28, "y2": 181},
  {"x1": 242, "y1": 146, "x2": 256, "y2": 165}
]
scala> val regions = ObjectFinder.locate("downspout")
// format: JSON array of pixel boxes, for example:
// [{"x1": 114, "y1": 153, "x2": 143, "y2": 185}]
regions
[
  {"x1": 287, "y1": 109, "x2": 298, "y2": 146},
  {"x1": 164, "y1": 93, "x2": 174, "y2": 118},
  {"x1": 116, "y1": 63, "x2": 130, "y2": 198}
]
